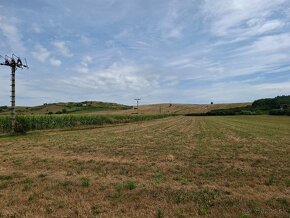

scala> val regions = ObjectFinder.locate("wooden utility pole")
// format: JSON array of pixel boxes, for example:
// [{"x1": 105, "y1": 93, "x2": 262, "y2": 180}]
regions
[
  {"x1": 134, "y1": 98, "x2": 141, "y2": 114},
  {"x1": 0, "y1": 54, "x2": 28, "y2": 133}
]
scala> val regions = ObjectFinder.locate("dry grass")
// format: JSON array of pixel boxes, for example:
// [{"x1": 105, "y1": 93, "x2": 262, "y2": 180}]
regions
[
  {"x1": 0, "y1": 115, "x2": 289, "y2": 217},
  {"x1": 92, "y1": 103, "x2": 251, "y2": 115}
]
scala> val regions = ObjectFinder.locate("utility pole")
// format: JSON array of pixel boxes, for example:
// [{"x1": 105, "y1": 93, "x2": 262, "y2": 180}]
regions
[
  {"x1": 134, "y1": 98, "x2": 141, "y2": 114},
  {"x1": 0, "y1": 54, "x2": 29, "y2": 133}
]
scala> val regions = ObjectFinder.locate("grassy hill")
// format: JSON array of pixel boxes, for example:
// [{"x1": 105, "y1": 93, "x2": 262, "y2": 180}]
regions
[
  {"x1": 0, "y1": 101, "x2": 132, "y2": 115},
  {"x1": 0, "y1": 102, "x2": 251, "y2": 116},
  {"x1": 93, "y1": 102, "x2": 251, "y2": 115}
]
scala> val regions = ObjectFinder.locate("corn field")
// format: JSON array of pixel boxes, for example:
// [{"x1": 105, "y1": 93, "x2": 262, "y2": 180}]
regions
[{"x1": 0, "y1": 114, "x2": 171, "y2": 133}]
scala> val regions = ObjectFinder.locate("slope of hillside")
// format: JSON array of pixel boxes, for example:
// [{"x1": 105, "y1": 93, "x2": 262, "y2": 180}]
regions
[
  {"x1": 0, "y1": 101, "x2": 132, "y2": 115},
  {"x1": 92, "y1": 103, "x2": 251, "y2": 115},
  {"x1": 0, "y1": 102, "x2": 251, "y2": 116}
]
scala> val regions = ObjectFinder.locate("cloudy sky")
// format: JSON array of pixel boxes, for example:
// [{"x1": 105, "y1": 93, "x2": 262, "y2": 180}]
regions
[{"x1": 0, "y1": 0, "x2": 290, "y2": 106}]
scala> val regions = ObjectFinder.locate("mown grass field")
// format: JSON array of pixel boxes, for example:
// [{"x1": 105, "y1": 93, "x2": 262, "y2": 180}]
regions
[{"x1": 0, "y1": 116, "x2": 289, "y2": 217}]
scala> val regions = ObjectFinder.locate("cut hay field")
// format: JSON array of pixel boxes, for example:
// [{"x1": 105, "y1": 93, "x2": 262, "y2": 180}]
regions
[{"x1": 0, "y1": 116, "x2": 289, "y2": 217}]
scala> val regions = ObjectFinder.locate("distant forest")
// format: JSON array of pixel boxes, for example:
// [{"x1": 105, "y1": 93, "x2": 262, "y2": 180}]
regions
[{"x1": 188, "y1": 95, "x2": 290, "y2": 116}]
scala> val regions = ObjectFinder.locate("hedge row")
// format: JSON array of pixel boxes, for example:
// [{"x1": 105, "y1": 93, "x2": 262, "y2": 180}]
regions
[{"x1": 269, "y1": 109, "x2": 290, "y2": 116}]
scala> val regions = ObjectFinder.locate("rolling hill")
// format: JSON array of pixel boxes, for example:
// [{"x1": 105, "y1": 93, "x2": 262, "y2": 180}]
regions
[
  {"x1": 0, "y1": 101, "x2": 251, "y2": 116},
  {"x1": 92, "y1": 102, "x2": 251, "y2": 115},
  {"x1": 0, "y1": 101, "x2": 132, "y2": 115}
]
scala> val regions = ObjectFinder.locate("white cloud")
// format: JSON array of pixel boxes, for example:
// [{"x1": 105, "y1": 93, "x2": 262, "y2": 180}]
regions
[
  {"x1": 32, "y1": 45, "x2": 51, "y2": 62},
  {"x1": 75, "y1": 55, "x2": 93, "y2": 74},
  {"x1": 75, "y1": 66, "x2": 89, "y2": 74},
  {"x1": 0, "y1": 15, "x2": 26, "y2": 54},
  {"x1": 166, "y1": 58, "x2": 193, "y2": 67},
  {"x1": 254, "y1": 20, "x2": 285, "y2": 33},
  {"x1": 202, "y1": 0, "x2": 287, "y2": 38},
  {"x1": 79, "y1": 35, "x2": 93, "y2": 46},
  {"x1": 32, "y1": 44, "x2": 62, "y2": 67},
  {"x1": 152, "y1": 80, "x2": 290, "y2": 104},
  {"x1": 50, "y1": 58, "x2": 62, "y2": 67},
  {"x1": 31, "y1": 23, "x2": 42, "y2": 33},
  {"x1": 255, "y1": 82, "x2": 290, "y2": 91},
  {"x1": 52, "y1": 41, "x2": 73, "y2": 57},
  {"x1": 236, "y1": 33, "x2": 290, "y2": 57},
  {"x1": 1, "y1": 0, "x2": 290, "y2": 106},
  {"x1": 81, "y1": 55, "x2": 93, "y2": 67},
  {"x1": 65, "y1": 62, "x2": 157, "y2": 91},
  {"x1": 158, "y1": 0, "x2": 188, "y2": 40}
]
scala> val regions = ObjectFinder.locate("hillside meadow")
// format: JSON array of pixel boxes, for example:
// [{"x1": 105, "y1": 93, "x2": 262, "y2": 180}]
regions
[
  {"x1": 0, "y1": 102, "x2": 250, "y2": 116},
  {"x1": 0, "y1": 115, "x2": 289, "y2": 217},
  {"x1": 92, "y1": 103, "x2": 251, "y2": 115}
]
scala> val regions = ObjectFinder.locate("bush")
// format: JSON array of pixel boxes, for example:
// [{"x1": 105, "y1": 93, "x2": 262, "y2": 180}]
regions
[
  {"x1": 0, "y1": 106, "x2": 8, "y2": 110},
  {"x1": 240, "y1": 110, "x2": 253, "y2": 115},
  {"x1": 269, "y1": 109, "x2": 290, "y2": 116},
  {"x1": 62, "y1": 109, "x2": 67, "y2": 113}
]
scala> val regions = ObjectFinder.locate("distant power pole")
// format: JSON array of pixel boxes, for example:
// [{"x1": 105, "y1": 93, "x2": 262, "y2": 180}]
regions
[
  {"x1": 134, "y1": 98, "x2": 141, "y2": 114},
  {"x1": 0, "y1": 54, "x2": 29, "y2": 133}
]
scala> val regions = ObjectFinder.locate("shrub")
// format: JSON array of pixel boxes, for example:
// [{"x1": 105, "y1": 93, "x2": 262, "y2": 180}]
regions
[{"x1": 269, "y1": 109, "x2": 290, "y2": 116}]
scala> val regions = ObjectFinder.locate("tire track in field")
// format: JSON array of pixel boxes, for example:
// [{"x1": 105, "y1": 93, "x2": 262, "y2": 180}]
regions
[
  {"x1": 95, "y1": 116, "x2": 199, "y2": 162},
  {"x1": 212, "y1": 116, "x2": 290, "y2": 138}
]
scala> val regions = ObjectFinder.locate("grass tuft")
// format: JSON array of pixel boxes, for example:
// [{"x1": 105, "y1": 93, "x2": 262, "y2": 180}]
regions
[
  {"x1": 81, "y1": 177, "x2": 90, "y2": 187},
  {"x1": 125, "y1": 181, "x2": 137, "y2": 190},
  {"x1": 156, "y1": 208, "x2": 164, "y2": 218}
]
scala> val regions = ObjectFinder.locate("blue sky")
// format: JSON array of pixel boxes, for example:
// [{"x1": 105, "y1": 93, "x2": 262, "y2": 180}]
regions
[{"x1": 0, "y1": 0, "x2": 290, "y2": 106}]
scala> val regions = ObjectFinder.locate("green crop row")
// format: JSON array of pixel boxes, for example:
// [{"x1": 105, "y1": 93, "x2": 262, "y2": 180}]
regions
[{"x1": 0, "y1": 114, "x2": 172, "y2": 133}]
